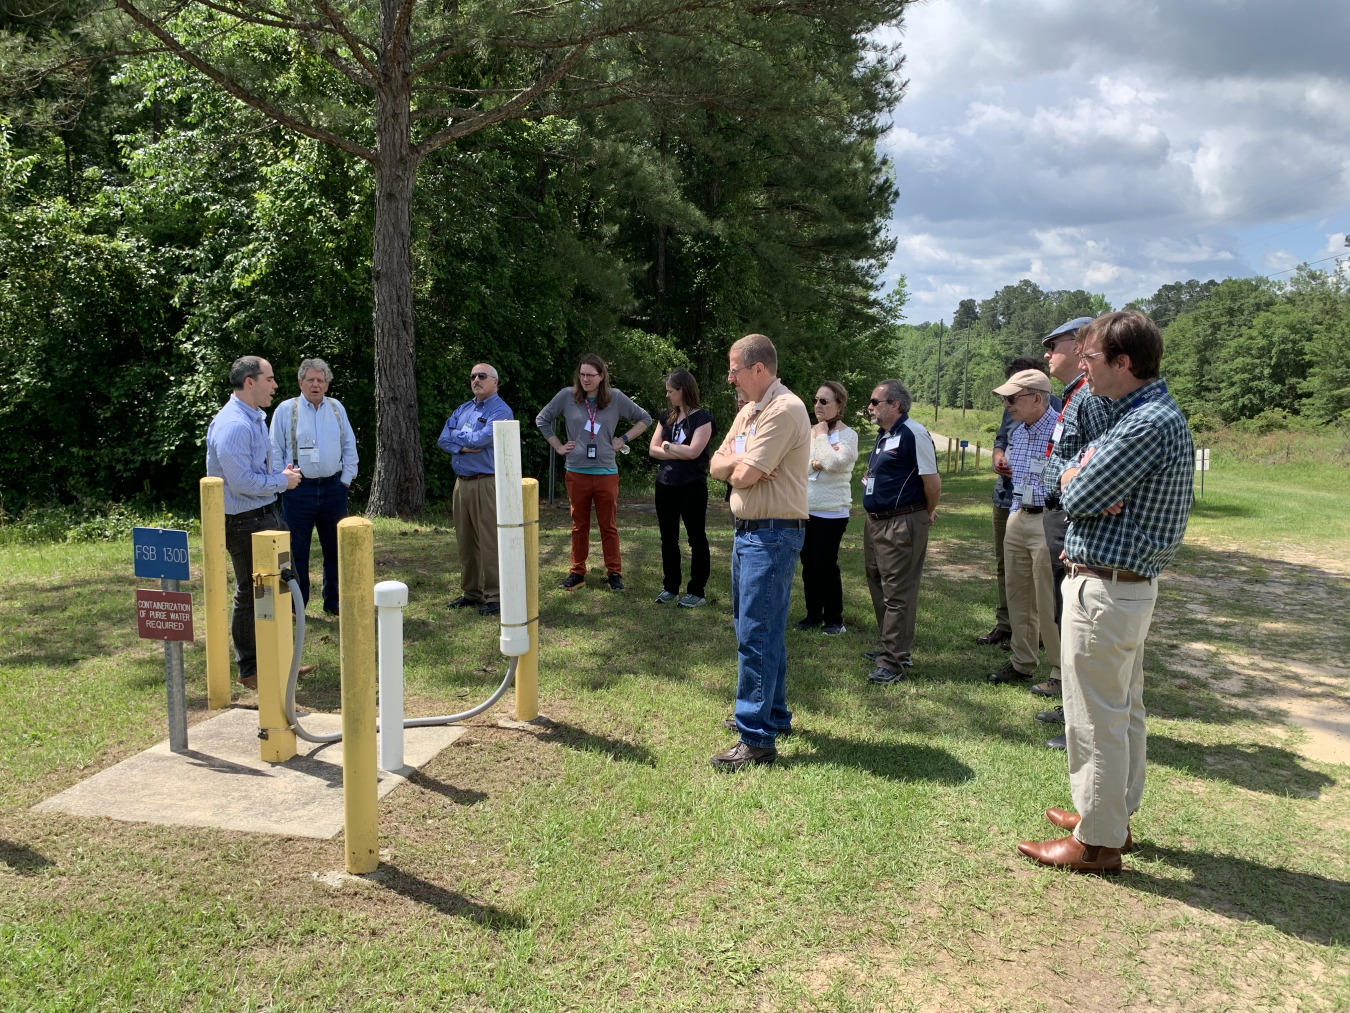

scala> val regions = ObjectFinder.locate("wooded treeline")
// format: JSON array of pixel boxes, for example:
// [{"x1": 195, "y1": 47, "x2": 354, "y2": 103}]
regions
[
  {"x1": 0, "y1": 0, "x2": 908, "y2": 512},
  {"x1": 885, "y1": 271, "x2": 1350, "y2": 430}
]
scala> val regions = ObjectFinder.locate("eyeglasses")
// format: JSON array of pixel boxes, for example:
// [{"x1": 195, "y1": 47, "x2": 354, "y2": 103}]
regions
[
  {"x1": 469, "y1": 372, "x2": 491, "y2": 381},
  {"x1": 1077, "y1": 350, "x2": 1106, "y2": 363},
  {"x1": 868, "y1": 398, "x2": 894, "y2": 406},
  {"x1": 726, "y1": 365, "x2": 750, "y2": 378},
  {"x1": 578, "y1": 371, "x2": 601, "y2": 380},
  {"x1": 814, "y1": 397, "x2": 835, "y2": 405},
  {"x1": 1002, "y1": 391, "x2": 1039, "y2": 405}
]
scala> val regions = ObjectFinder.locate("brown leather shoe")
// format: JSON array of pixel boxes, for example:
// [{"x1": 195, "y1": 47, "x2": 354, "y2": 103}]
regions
[
  {"x1": 1017, "y1": 834, "x2": 1122, "y2": 873},
  {"x1": 1031, "y1": 677, "x2": 1062, "y2": 698},
  {"x1": 975, "y1": 626, "x2": 1012, "y2": 646},
  {"x1": 1045, "y1": 808, "x2": 1134, "y2": 853},
  {"x1": 710, "y1": 742, "x2": 777, "y2": 771},
  {"x1": 297, "y1": 664, "x2": 316, "y2": 677},
  {"x1": 239, "y1": 674, "x2": 258, "y2": 690}
]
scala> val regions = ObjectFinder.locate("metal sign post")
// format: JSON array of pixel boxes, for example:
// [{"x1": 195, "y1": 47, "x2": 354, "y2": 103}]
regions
[
  {"x1": 133, "y1": 527, "x2": 192, "y2": 753},
  {"x1": 1194, "y1": 447, "x2": 1210, "y2": 498},
  {"x1": 959, "y1": 440, "x2": 969, "y2": 472}
]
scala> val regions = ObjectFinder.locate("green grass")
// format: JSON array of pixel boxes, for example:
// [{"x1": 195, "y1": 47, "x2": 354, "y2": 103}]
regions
[{"x1": 1, "y1": 461, "x2": 1349, "y2": 1011}]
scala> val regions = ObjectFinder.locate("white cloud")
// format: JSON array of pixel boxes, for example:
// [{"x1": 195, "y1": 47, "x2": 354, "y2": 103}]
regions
[{"x1": 884, "y1": 0, "x2": 1350, "y2": 320}]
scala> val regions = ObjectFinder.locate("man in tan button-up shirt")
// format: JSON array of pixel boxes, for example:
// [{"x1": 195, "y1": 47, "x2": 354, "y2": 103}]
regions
[{"x1": 707, "y1": 334, "x2": 811, "y2": 771}]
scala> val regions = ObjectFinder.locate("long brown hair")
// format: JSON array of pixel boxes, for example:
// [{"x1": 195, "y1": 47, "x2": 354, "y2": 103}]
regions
[
  {"x1": 663, "y1": 369, "x2": 700, "y2": 423},
  {"x1": 571, "y1": 353, "x2": 612, "y2": 409}
]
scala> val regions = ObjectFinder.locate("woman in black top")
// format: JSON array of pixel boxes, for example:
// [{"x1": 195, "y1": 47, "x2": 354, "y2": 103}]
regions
[{"x1": 647, "y1": 370, "x2": 716, "y2": 608}]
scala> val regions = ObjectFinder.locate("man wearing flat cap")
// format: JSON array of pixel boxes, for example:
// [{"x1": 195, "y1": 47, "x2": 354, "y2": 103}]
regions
[{"x1": 985, "y1": 367, "x2": 1061, "y2": 690}]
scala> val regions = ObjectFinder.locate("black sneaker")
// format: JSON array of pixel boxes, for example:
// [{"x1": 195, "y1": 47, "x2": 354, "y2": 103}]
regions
[
  {"x1": 1046, "y1": 733, "x2": 1067, "y2": 750},
  {"x1": 447, "y1": 595, "x2": 480, "y2": 609},
  {"x1": 1036, "y1": 706, "x2": 1065, "y2": 724},
  {"x1": 867, "y1": 666, "x2": 904, "y2": 685},
  {"x1": 710, "y1": 742, "x2": 777, "y2": 771},
  {"x1": 607, "y1": 573, "x2": 626, "y2": 592},
  {"x1": 987, "y1": 662, "x2": 1033, "y2": 684},
  {"x1": 822, "y1": 623, "x2": 846, "y2": 636},
  {"x1": 559, "y1": 573, "x2": 585, "y2": 591},
  {"x1": 862, "y1": 651, "x2": 879, "y2": 662},
  {"x1": 794, "y1": 618, "x2": 821, "y2": 631},
  {"x1": 478, "y1": 601, "x2": 500, "y2": 616}
]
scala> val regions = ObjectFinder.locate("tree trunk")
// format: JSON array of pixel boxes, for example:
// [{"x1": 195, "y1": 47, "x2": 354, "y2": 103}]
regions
[{"x1": 366, "y1": 1, "x2": 424, "y2": 517}]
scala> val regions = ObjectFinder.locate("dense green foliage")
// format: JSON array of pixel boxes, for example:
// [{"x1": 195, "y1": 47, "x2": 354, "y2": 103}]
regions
[{"x1": 0, "y1": 5, "x2": 902, "y2": 510}]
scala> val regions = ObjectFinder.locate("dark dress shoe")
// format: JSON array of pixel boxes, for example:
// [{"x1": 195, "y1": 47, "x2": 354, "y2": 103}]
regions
[
  {"x1": 239, "y1": 674, "x2": 258, "y2": 690},
  {"x1": 1045, "y1": 808, "x2": 1134, "y2": 853},
  {"x1": 447, "y1": 595, "x2": 480, "y2": 609},
  {"x1": 975, "y1": 626, "x2": 1012, "y2": 646},
  {"x1": 1031, "y1": 678, "x2": 1062, "y2": 698},
  {"x1": 710, "y1": 742, "x2": 777, "y2": 771},
  {"x1": 1016, "y1": 835, "x2": 1121, "y2": 873},
  {"x1": 987, "y1": 662, "x2": 1032, "y2": 684},
  {"x1": 1035, "y1": 705, "x2": 1065, "y2": 724},
  {"x1": 479, "y1": 602, "x2": 500, "y2": 616},
  {"x1": 1046, "y1": 733, "x2": 1067, "y2": 750}
]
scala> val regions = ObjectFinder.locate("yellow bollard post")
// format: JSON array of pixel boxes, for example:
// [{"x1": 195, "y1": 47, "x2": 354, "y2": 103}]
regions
[
  {"x1": 515, "y1": 478, "x2": 541, "y2": 721},
  {"x1": 199, "y1": 477, "x2": 232, "y2": 710},
  {"x1": 338, "y1": 516, "x2": 378, "y2": 874},
  {"x1": 947, "y1": 437, "x2": 954, "y2": 473},
  {"x1": 253, "y1": 530, "x2": 298, "y2": 763}
]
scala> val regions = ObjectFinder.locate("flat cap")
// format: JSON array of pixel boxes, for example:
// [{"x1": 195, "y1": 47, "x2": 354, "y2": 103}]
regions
[
  {"x1": 1041, "y1": 316, "x2": 1095, "y2": 348},
  {"x1": 993, "y1": 369, "x2": 1053, "y2": 397}
]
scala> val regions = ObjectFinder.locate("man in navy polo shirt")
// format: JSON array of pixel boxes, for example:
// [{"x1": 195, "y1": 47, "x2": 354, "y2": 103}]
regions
[{"x1": 860, "y1": 379, "x2": 941, "y2": 684}]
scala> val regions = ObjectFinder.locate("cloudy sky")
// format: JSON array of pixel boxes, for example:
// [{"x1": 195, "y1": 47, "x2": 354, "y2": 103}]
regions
[{"x1": 881, "y1": 0, "x2": 1350, "y2": 321}]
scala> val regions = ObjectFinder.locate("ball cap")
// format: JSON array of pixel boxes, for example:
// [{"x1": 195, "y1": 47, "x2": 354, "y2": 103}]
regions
[
  {"x1": 1042, "y1": 315, "x2": 1095, "y2": 348},
  {"x1": 993, "y1": 369, "x2": 1053, "y2": 397}
]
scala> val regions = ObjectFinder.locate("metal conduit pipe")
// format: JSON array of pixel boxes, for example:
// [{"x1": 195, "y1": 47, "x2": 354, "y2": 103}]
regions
[{"x1": 281, "y1": 576, "x2": 516, "y2": 746}]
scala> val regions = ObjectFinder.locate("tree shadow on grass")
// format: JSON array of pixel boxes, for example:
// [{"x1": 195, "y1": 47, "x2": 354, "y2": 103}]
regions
[
  {"x1": 1148, "y1": 736, "x2": 1335, "y2": 797},
  {"x1": 405, "y1": 769, "x2": 488, "y2": 806},
  {"x1": 0, "y1": 839, "x2": 54, "y2": 874},
  {"x1": 376, "y1": 865, "x2": 526, "y2": 930},
  {"x1": 790, "y1": 731, "x2": 975, "y2": 783},
  {"x1": 537, "y1": 721, "x2": 656, "y2": 767},
  {"x1": 1125, "y1": 845, "x2": 1350, "y2": 945}
]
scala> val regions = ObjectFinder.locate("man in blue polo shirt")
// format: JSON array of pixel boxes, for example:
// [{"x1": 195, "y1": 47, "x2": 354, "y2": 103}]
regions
[
  {"x1": 206, "y1": 356, "x2": 302, "y2": 690},
  {"x1": 860, "y1": 379, "x2": 941, "y2": 685},
  {"x1": 438, "y1": 363, "x2": 514, "y2": 616}
]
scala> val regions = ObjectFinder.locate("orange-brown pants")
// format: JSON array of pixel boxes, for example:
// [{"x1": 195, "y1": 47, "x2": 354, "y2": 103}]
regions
[{"x1": 565, "y1": 471, "x2": 622, "y2": 576}]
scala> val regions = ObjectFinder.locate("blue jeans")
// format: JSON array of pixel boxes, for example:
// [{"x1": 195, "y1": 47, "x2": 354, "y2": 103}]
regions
[
  {"x1": 730, "y1": 525, "x2": 804, "y2": 748},
  {"x1": 280, "y1": 477, "x2": 348, "y2": 612}
]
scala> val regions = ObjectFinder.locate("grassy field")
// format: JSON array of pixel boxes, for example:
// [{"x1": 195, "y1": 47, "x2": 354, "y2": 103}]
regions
[{"x1": 2, "y1": 447, "x2": 1349, "y2": 1011}]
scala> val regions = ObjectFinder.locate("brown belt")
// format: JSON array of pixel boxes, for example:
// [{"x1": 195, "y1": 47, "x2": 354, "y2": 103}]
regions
[
  {"x1": 867, "y1": 503, "x2": 926, "y2": 521},
  {"x1": 456, "y1": 473, "x2": 490, "y2": 481},
  {"x1": 1066, "y1": 563, "x2": 1151, "y2": 583}
]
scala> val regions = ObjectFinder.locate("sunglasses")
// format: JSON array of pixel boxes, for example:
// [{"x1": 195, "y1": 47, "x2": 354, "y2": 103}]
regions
[
  {"x1": 814, "y1": 397, "x2": 835, "y2": 405},
  {"x1": 469, "y1": 372, "x2": 491, "y2": 381},
  {"x1": 868, "y1": 398, "x2": 894, "y2": 406},
  {"x1": 1002, "y1": 391, "x2": 1039, "y2": 405}
]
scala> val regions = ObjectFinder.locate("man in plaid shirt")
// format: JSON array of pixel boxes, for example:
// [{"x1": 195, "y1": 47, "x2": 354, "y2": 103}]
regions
[{"x1": 1018, "y1": 310, "x2": 1194, "y2": 874}]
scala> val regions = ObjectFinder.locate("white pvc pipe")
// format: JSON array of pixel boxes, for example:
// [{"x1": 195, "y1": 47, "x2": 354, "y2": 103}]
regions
[
  {"x1": 375, "y1": 579, "x2": 408, "y2": 771},
  {"x1": 493, "y1": 420, "x2": 530, "y2": 657}
]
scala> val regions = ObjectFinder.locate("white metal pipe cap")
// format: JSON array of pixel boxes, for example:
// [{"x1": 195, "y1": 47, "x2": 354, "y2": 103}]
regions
[{"x1": 374, "y1": 580, "x2": 409, "y2": 608}]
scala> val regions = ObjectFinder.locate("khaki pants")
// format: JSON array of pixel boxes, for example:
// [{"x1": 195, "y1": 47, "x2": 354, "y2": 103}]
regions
[
  {"x1": 1003, "y1": 508, "x2": 1061, "y2": 678},
  {"x1": 1062, "y1": 573, "x2": 1157, "y2": 849},
  {"x1": 452, "y1": 477, "x2": 499, "y2": 603},
  {"x1": 863, "y1": 511, "x2": 930, "y2": 673}
]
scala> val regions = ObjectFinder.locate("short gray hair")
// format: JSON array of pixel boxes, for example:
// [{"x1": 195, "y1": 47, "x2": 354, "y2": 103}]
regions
[
  {"x1": 878, "y1": 379, "x2": 912, "y2": 415},
  {"x1": 474, "y1": 363, "x2": 499, "y2": 380},
  {"x1": 298, "y1": 358, "x2": 333, "y2": 383},
  {"x1": 730, "y1": 333, "x2": 777, "y2": 375}
]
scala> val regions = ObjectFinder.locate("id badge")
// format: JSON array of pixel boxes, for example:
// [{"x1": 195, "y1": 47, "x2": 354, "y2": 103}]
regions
[
  {"x1": 1051, "y1": 422, "x2": 1064, "y2": 444},
  {"x1": 863, "y1": 474, "x2": 875, "y2": 495},
  {"x1": 734, "y1": 434, "x2": 747, "y2": 454},
  {"x1": 828, "y1": 432, "x2": 840, "y2": 447},
  {"x1": 1029, "y1": 458, "x2": 1047, "y2": 476},
  {"x1": 1013, "y1": 483, "x2": 1032, "y2": 499},
  {"x1": 584, "y1": 419, "x2": 601, "y2": 435},
  {"x1": 300, "y1": 445, "x2": 319, "y2": 463},
  {"x1": 808, "y1": 472, "x2": 819, "y2": 482},
  {"x1": 884, "y1": 435, "x2": 901, "y2": 452},
  {"x1": 586, "y1": 443, "x2": 597, "y2": 460}
]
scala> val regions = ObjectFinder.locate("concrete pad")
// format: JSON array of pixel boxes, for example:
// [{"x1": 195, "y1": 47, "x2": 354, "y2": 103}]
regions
[{"x1": 33, "y1": 708, "x2": 466, "y2": 839}]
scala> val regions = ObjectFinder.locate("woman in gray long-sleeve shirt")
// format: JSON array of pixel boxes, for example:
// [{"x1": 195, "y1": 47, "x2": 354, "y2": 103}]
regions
[{"x1": 536, "y1": 354, "x2": 652, "y2": 591}]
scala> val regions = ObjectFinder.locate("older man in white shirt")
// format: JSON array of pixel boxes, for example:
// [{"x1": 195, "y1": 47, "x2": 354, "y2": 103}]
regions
[{"x1": 269, "y1": 357, "x2": 359, "y2": 616}]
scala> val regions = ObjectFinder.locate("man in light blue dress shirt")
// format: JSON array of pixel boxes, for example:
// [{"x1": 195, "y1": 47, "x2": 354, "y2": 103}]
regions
[
  {"x1": 437, "y1": 363, "x2": 513, "y2": 616},
  {"x1": 206, "y1": 356, "x2": 302, "y2": 690},
  {"x1": 269, "y1": 358, "x2": 359, "y2": 616}
]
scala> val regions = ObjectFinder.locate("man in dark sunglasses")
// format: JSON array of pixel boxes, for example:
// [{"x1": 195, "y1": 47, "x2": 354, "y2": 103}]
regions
[{"x1": 437, "y1": 363, "x2": 514, "y2": 616}]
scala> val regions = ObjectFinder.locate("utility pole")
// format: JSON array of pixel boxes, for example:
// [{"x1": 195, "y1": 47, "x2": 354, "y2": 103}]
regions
[
  {"x1": 962, "y1": 336, "x2": 971, "y2": 420},
  {"x1": 934, "y1": 319, "x2": 944, "y2": 425}
]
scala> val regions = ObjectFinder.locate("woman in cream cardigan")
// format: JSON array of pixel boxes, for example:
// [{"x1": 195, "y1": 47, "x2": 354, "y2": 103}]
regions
[{"x1": 797, "y1": 380, "x2": 859, "y2": 635}]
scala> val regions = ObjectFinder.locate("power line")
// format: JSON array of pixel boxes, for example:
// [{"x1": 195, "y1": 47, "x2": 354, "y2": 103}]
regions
[
  {"x1": 1265, "y1": 250, "x2": 1349, "y2": 280},
  {"x1": 1179, "y1": 162, "x2": 1350, "y2": 242},
  {"x1": 1233, "y1": 207, "x2": 1350, "y2": 251}
]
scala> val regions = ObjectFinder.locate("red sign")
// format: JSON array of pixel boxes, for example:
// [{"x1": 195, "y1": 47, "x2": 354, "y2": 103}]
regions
[{"x1": 136, "y1": 589, "x2": 194, "y2": 642}]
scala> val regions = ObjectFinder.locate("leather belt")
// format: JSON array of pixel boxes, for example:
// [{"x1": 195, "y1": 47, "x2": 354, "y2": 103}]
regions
[
  {"x1": 1020, "y1": 505, "x2": 1045, "y2": 514},
  {"x1": 867, "y1": 503, "x2": 925, "y2": 521},
  {"x1": 456, "y1": 473, "x2": 491, "y2": 481},
  {"x1": 1066, "y1": 563, "x2": 1151, "y2": 583},
  {"x1": 226, "y1": 504, "x2": 278, "y2": 521},
  {"x1": 300, "y1": 473, "x2": 342, "y2": 485},
  {"x1": 734, "y1": 517, "x2": 806, "y2": 533}
]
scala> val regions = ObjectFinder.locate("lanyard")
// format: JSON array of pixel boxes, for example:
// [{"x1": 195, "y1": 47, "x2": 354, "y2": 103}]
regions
[
  {"x1": 1121, "y1": 378, "x2": 1167, "y2": 414},
  {"x1": 586, "y1": 400, "x2": 598, "y2": 443},
  {"x1": 1043, "y1": 375, "x2": 1087, "y2": 458}
]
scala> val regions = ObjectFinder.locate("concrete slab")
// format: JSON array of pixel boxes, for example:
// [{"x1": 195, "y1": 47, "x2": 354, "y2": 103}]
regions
[{"x1": 33, "y1": 708, "x2": 465, "y2": 839}]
